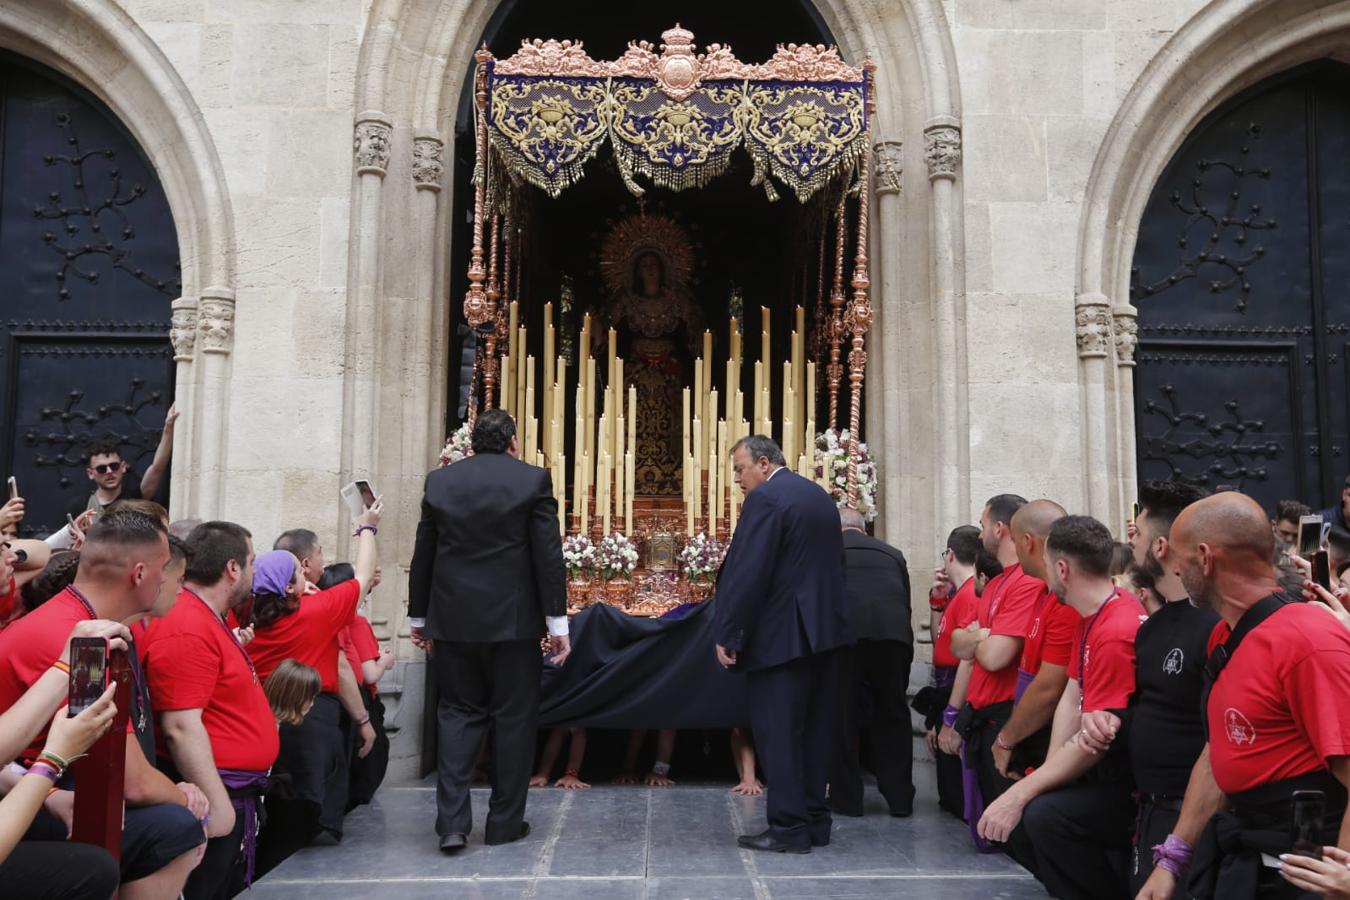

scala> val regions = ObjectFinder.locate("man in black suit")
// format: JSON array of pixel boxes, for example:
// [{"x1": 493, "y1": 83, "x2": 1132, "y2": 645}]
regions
[
  {"x1": 408, "y1": 409, "x2": 568, "y2": 852},
  {"x1": 714, "y1": 435, "x2": 852, "y2": 853},
  {"x1": 828, "y1": 506, "x2": 914, "y2": 818}
]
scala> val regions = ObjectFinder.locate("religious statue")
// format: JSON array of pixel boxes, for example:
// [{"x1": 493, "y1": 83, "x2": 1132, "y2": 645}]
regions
[{"x1": 599, "y1": 214, "x2": 701, "y2": 495}]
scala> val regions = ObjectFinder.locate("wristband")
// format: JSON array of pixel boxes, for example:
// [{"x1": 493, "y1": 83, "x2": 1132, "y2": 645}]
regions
[
  {"x1": 564, "y1": 768, "x2": 580, "y2": 778},
  {"x1": 942, "y1": 705, "x2": 960, "y2": 728},
  {"x1": 353, "y1": 524, "x2": 378, "y2": 538},
  {"x1": 1152, "y1": 834, "x2": 1193, "y2": 879},
  {"x1": 994, "y1": 733, "x2": 1014, "y2": 752},
  {"x1": 38, "y1": 750, "x2": 78, "y2": 771},
  {"x1": 27, "y1": 760, "x2": 61, "y2": 782},
  {"x1": 651, "y1": 761, "x2": 671, "y2": 777},
  {"x1": 51, "y1": 660, "x2": 71, "y2": 675},
  {"x1": 354, "y1": 715, "x2": 371, "y2": 727},
  {"x1": 47, "y1": 786, "x2": 60, "y2": 798}
]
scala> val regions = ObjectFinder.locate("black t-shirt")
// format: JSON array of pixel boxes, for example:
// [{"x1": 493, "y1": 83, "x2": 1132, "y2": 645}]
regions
[
  {"x1": 67, "y1": 471, "x2": 144, "y2": 520},
  {"x1": 1128, "y1": 598, "x2": 1220, "y2": 796}
]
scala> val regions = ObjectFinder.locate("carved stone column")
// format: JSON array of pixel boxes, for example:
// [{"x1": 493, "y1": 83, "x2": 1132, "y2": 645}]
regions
[
  {"x1": 871, "y1": 140, "x2": 904, "y2": 542},
  {"x1": 1075, "y1": 293, "x2": 1113, "y2": 518},
  {"x1": 874, "y1": 140, "x2": 903, "y2": 196},
  {"x1": 924, "y1": 115, "x2": 968, "y2": 527},
  {"x1": 193, "y1": 289, "x2": 235, "y2": 515},
  {"x1": 344, "y1": 111, "x2": 393, "y2": 536},
  {"x1": 1112, "y1": 303, "x2": 1140, "y2": 528},
  {"x1": 167, "y1": 299, "x2": 197, "y2": 515}
]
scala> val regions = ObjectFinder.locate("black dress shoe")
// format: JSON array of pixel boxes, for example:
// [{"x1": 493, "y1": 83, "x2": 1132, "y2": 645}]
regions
[
  {"x1": 439, "y1": 833, "x2": 467, "y2": 852},
  {"x1": 737, "y1": 830, "x2": 810, "y2": 854},
  {"x1": 485, "y1": 821, "x2": 531, "y2": 846}
]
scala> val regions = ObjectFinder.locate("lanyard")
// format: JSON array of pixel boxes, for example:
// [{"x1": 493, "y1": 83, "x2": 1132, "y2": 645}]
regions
[
  {"x1": 1076, "y1": 588, "x2": 1119, "y2": 693},
  {"x1": 66, "y1": 585, "x2": 148, "y2": 733},
  {"x1": 185, "y1": 588, "x2": 259, "y2": 684}
]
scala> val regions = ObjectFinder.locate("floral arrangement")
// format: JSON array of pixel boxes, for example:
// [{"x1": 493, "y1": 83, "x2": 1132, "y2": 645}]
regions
[
  {"x1": 679, "y1": 532, "x2": 726, "y2": 583},
  {"x1": 814, "y1": 428, "x2": 878, "y2": 523},
  {"x1": 597, "y1": 532, "x2": 639, "y2": 581},
  {"x1": 562, "y1": 535, "x2": 596, "y2": 579},
  {"x1": 439, "y1": 422, "x2": 472, "y2": 466}
]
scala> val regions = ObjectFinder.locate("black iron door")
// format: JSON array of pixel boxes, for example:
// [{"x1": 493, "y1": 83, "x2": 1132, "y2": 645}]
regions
[
  {"x1": 1132, "y1": 62, "x2": 1350, "y2": 512},
  {"x1": 0, "y1": 53, "x2": 180, "y2": 535}
]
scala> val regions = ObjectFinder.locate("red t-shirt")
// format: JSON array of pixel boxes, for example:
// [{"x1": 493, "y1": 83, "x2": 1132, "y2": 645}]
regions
[
  {"x1": 0, "y1": 589, "x2": 96, "y2": 758},
  {"x1": 1021, "y1": 585, "x2": 1080, "y2": 675},
  {"x1": 967, "y1": 563, "x2": 1043, "y2": 709},
  {"x1": 142, "y1": 588, "x2": 279, "y2": 772},
  {"x1": 339, "y1": 615, "x2": 382, "y2": 698},
  {"x1": 1067, "y1": 590, "x2": 1147, "y2": 713},
  {"x1": 1206, "y1": 602, "x2": 1350, "y2": 795},
  {"x1": 246, "y1": 580, "x2": 361, "y2": 693},
  {"x1": 0, "y1": 575, "x2": 21, "y2": 628},
  {"x1": 933, "y1": 578, "x2": 979, "y2": 669}
]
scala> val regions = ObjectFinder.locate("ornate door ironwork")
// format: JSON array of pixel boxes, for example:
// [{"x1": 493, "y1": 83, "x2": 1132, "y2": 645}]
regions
[
  {"x1": 1132, "y1": 63, "x2": 1350, "y2": 512},
  {"x1": 0, "y1": 53, "x2": 179, "y2": 535}
]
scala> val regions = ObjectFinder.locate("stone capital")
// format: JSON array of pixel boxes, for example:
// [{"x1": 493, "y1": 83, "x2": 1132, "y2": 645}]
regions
[
  {"x1": 873, "y1": 140, "x2": 902, "y2": 196},
  {"x1": 169, "y1": 298, "x2": 198, "y2": 362},
  {"x1": 922, "y1": 120, "x2": 961, "y2": 182},
  {"x1": 354, "y1": 111, "x2": 393, "y2": 177},
  {"x1": 197, "y1": 291, "x2": 236, "y2": 355},
  {"x1": 1112, "y1": 304, "x2": 1139, "y2": 368},
  {"x1": 1074, "y1": 293, "x2": 1112, "y2": 359},
  {"x1": 412, "y1": 134, "x2": 445, "y2": 192}
]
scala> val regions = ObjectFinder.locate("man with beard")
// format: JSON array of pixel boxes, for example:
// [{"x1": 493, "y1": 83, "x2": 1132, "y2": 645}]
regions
[
  {"x1": 145, "y1": 521, "x2": 278, "y2": 899},
  {"x1": 978, "y1": 516, "x2": 1147, "y2": 900},
  {"x1": 1079, "y1": 481, "x2": 1216, "y2": 899},
  {"x1": 1164, "y1": 493, "x2": 1350, "y2": 899}
]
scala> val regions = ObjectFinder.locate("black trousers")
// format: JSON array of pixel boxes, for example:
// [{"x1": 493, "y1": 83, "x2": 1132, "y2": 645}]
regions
[
  {"x1": 348, "y1": 690, "x2": 390, "y2": 809},
  {"x1": 967, "y1": 704, "x2": 1015, "y2": 809},
  {"x1": 183, "y1": 811, "x2": 246, "y2": 900},
  {"x1": 0, "y1": 840, "x2": 119, "y2": 900},
  {"x1": 747, "y1": 649, "x2": 841, "y2": 849},
  {"x1": 434, "y1": 638, "x2": 542, "y2": 842},
  {"x1": 828, "y1": 639, "x2": 915, "y2": 816},
  {"x1": 1022, "y1": 777, "x2": 1136, "y2": 900},
  {"x1": 1130, "y1": 798, "x2": 1184, "y2": 899}
]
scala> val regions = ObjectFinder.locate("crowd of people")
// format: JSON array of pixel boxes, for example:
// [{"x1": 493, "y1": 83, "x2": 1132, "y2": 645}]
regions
[{"x1": 0, "y1": 437, "x2": 396, "y2": 900}]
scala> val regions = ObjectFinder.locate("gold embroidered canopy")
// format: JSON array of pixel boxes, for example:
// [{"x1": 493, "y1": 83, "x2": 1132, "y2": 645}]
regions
[{"x1": 481, "y1": 25, "x2": 873, "y2": 202}]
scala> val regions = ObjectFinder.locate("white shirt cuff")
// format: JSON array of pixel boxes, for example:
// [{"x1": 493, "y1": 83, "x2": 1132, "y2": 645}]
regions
[
  {"x1": 44, "y1": 525, "x2": 75, "y2": 550},
  {"x1": 408, "y1": 617, "x2": 425, "y2": 628},
  {"x1": 546, "y1": 615, "x2": 569, "y2": 637}
]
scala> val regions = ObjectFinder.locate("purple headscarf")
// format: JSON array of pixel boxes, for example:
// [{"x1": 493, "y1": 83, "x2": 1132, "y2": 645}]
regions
[{"x1": 252, "y1": 550, "x2": 297, "y2": 596}]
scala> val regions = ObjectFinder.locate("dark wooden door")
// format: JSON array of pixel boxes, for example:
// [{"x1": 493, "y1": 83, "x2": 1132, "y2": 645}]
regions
[
  {"x1": 0, "y1": 53, "x2": 180, "y2": 535},
  {"x1": 1132, "y1": 63, "x2": 1350, "y2": 512}
]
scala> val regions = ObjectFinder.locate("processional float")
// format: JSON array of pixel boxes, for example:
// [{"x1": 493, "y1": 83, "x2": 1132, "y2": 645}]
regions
[{"x1": 455, "y1": 26, "x2": 877, "y2": 592}]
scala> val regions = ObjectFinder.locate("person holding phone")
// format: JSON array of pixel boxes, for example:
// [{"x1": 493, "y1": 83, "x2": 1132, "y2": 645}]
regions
[
  {"x1": 67, "y1": 405, "x2": 179, "y2": 523},
  {"x1": 1162, "y1": 493, "x2": 1350, "y2": 899}
]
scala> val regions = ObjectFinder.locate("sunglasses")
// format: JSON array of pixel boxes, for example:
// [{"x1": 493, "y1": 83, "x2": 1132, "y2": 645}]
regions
[{"x1": 92, "y1": 462, "x2": 124, "y2": 474}]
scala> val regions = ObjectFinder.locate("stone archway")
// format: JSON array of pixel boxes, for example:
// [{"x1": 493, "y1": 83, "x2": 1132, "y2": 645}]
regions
[
  {"x1": 0, "y1": 0, "x2": 239, "y2": 518},
  {"x1": 1076, "y1": 0, "x2": 1350, "y2": 524}
]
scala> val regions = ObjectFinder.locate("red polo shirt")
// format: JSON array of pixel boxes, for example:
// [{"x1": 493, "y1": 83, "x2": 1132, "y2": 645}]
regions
[
  {"x1": 967, "y1": 563, "x2": 1042, "y2": 709},
  {"x1": 246, "y1": 580, "x2": 361, "y2": 693},
  {"x1": 933, "y1": 578, "x2": 979, "y2": 669},
  {"x1": 142, "y1": 588, "x2": 279, "y2": 772},
  {"x1": 339, "y1": 615, "x2": 382, "y2": 698},
  {"x1": 1067, "y1": 590, "x2": 1146, "y2": 713},
  {"x1": 0, "y1": 575, "x2": 20, "y2": 628},
  {"x1": 0, "y1": 588, "x2": 97, "y2": 758},
  {"x1": 1206, "y1": 601, "x2": 1350, "y2": 795},
  {"x1": 1021, "y1": 585, "x2": 1080, "y2": 675}
]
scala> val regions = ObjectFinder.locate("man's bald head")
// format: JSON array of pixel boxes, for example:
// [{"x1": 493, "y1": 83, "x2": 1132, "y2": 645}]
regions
[
  {"x1": 1171, "y1": 492, "x2": 1277, "y2": 613},
  {"x1": 1011, "y1": 499, "x2": 1067, "y2": 579}
]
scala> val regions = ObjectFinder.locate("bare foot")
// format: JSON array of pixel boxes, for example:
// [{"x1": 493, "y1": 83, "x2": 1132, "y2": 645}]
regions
[
  {"x1": 613, "y1": 772, "x2": 641, "y2": 785},
  {"x1": 528, "y1": 774, "x2": 549, "y2": 788},
  {"x1": 555, "y1": 774, "x2": 591, "y2": 790},
  {"x1": 645, "y1": 772, "x2": 675, "y2": 788},
  {"x1": 730, "y1": 779, "x2": 764, "y2": 796}
]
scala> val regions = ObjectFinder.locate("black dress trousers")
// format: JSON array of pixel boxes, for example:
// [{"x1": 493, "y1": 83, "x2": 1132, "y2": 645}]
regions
[
  {"x1": 1021, "y1": 777, "x2": 1136, "y2": 900},
  {"x1": 434, "y1": 638, "x2": 542, "y2": 842},
  {"x1": 828, "y1": 639, "x2": 915, "y2": 816}
]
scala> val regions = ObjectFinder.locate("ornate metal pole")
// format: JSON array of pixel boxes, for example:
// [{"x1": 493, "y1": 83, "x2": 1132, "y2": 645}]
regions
[
  {"x1": 483, "y1": 212, "x2": 502, "y2": 409},
  {"x1": 463, "y1": 46, "x2": 492, "y2": 431},
  {"x1": 503, "y1": 201, "x2": 514, "y2": 310},
  {"x1": 846, "y1": 65, "x2": 876, "y2": 510},
  {"x1": 826, "y1": 191, "x2": 847, "y2": 431}
]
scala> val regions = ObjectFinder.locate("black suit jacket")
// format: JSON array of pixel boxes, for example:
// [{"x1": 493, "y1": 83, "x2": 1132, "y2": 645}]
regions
[
  {"x1": 713, "y1": 469, "x2": 852, "y2": 672},
  {"x1": 842, "y1": 529, "x2": 912, "y2": 645},
  {"x1": 408, "y1": 452, "x2": 566, "y2": 642}
]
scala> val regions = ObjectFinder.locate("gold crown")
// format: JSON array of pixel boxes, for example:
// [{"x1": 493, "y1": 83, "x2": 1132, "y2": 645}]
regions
[{"x1": 661, "y1": 24, "x2": 695, "y2": 50}]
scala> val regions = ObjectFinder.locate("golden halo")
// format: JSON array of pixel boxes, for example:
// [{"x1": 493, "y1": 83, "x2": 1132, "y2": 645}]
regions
[{"x1": 599, "y1": 213, "x2": 695, "y2": 295}]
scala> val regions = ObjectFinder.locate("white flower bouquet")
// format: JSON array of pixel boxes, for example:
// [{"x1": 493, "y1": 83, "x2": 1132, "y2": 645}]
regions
[
  {"x1": 813, "y1": 428, "x2": 878, "y2": 522},
  {"x1": 597, "y1": 532, "x2": 639, "y2": 581},
  {"x1": 678, "y1": 532, "x2": 726, "y2": 583},
  {"x1": 562, "y1": 534, "x2": 596, "y2": 579},
  {"x1": 439, "y1": 421, "x2": 472, "y2": 466}
]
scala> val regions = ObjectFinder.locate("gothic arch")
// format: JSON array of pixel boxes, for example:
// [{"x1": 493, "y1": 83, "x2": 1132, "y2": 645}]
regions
[
  {"x1": 1077, "y1": 0, "x2": 1350, "y2": 524},
  {"x1": 0, "y1": 0, "x2": 239, "y2": 516}
]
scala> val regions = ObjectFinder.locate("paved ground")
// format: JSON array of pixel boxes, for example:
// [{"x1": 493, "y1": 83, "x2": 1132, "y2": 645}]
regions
[{"x1": 250, "y1": 750, "x2": 1044, "y2": 899}]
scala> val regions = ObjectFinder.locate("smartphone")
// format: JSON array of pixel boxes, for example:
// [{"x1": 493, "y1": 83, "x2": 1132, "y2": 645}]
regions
[
  {"x1": 68, "y1": 637, "x2": 110, "y2": 716},
  {"x1": 340, "y1": 481, "x2": 376, "y2": 517},
  {"x1": 355, "y1": 479, "x2": 376, "y2": 509},
  {"x1": 6, "y1": 476, "x2": 16, "y2": 500},
  {"x1": 1292, "y1": 790, "x2": 1326, "y2": 860},
  {"x1": 1299, "y1": 514, "x2": 1325, "y2": 558},
  {"x1": 1132, "y1": 502, "x2": 1141, "y2": 523},
  {"x1": 1313, "y1": 550, "x2": 1333, "y2": 592}
]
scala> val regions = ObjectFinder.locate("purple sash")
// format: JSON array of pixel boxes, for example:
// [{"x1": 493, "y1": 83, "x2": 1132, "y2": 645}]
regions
[
  {"x1": 961, "y1": 754, "x2": 993, "y2": 852},
  {"x1": 218, "y1": 768, "x2": 269, "y2": 886},
  {"x1": 1013, "y1": 668, "x2": 1035, "y2": 703},
  {"x1": 931, "y1": 665, "x2": 956, "y2": 690}
]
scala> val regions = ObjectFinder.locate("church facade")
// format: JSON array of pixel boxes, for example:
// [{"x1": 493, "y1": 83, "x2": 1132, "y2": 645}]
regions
[{"x1": 3, "y1": 0, "x2": 1347, "y2": 774}]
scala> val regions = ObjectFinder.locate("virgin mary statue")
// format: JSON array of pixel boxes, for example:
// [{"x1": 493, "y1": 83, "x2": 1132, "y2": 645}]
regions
[{"x1": 599, "y1": 214, "x2": 701, "y2": 496}]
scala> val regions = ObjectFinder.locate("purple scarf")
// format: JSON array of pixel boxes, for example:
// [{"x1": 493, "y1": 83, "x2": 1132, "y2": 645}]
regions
[
  {"x1": 217, "y1": 768, "x2": 269, "y2": 885},
  {"x1": 252, "y1": 551, "x2": 296, "y2": 597}
]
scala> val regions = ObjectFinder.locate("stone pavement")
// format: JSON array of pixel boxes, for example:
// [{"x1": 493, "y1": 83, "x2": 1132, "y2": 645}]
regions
[{"x1": 250, "y1": 753, "x2": 1044, "y2": 899}]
